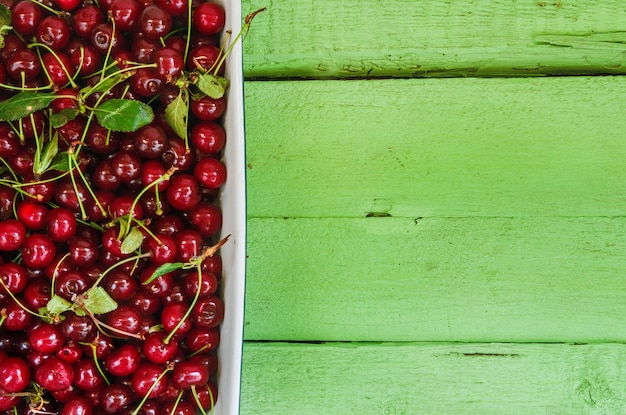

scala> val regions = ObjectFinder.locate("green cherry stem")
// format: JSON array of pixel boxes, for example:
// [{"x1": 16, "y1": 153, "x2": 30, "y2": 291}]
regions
[
  {"x1": 130, "y1": 364, "x2": 174, "y2": 415},
  {"x1": 91, "y1": 252, "x2": 151, "y2": 289},
  {"x1": 0, "y1": 279, "x2": 46, "y2": 319}
]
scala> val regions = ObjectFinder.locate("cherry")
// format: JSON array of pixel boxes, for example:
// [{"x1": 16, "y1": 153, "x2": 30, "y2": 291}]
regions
[
  {"x1": 140, "y1": 159, "x2": 170, "y2": 191},
  {"x1": 94, "y1": 159, "x2": 123, "y2": 190},
  {"x1": 99, "y1": 384, "x2": 134, "y2": 414},
  {"x1": 174, "y1": 229, "x2": 203, "y2": 262},
  {"x1": 42, "y1": 51, "x2": 74, "y2": 87},
  {"x1": 172, "y1": 360, "x2": 209, "y2": 389},
  {"x1": 186, "y1": 44, "x2": 221, "y2": 73},
  {"x1": 162, "y1": 400, "x2": 196, "y2": 415},
  {"x1": 185, "y1": 327, "x2": 219, "y2": 354},
  {"x1": 70, "y1": 43, "x2": 103, "y2": 76},
  {"x1": 191, "y1": 295, "x2": 224, "y2": 329},
  {"x1": 29, "y1": 323, "x2": 65, "y2": 354},
  {"x1": 130, "y1": 290, "x2": 161, "y2": 315},
  {"x1": 74, "y1": 358, "x2": 106, "y2": 391},
  {"x1": 56, "y1": 341, "x2": 83, "y2": 364},
  {"x1": 162, "y1": 136, "x2": 194, "y2": 171},
  {"x1": 11, "y1": 0, "x2": 43, "y2": 37},
  {"x1": 193, "y1": 1, "x2": 225, "y2": 35},
  {"x1": 131, "y1": 362, "x2": 168, "y2": 398},
  {"x1": 0, "y1": 219, "x2": 27, "y2": 251},
  {"x1": 141, "y1": 331, "x2": 178, "y2": 364},
  {"x1": 109, "y1": 194, "x2": 144, "y2": 219},
  {"x1": 140, "y1": 264, "x2": 175, "y2": 298},
  {"x1": 0, "y1": 124, "x2": 20, "y2": 157},
  {"x1": 4, "y1": 300, "x2": 33, "y2": 331},
  {"x1": 60, "y1": 396, "x2": 93, "y2": 415},
  {"x1": 0, "y1": 33, "x2": 26, "y2": 61},
  {"x1": 130, "y1": 67, "x2": 165, "y2": 98},
  {"x1": 54, "y1": 177, "x2": 88, "y2": 212},
  {"x1": 37, "y1": 16, "x2": 72, "y2": 50},
  {"x1": 47, "y1": 207, "x2": 78, "y2": 243},
  {"x1": 52, "y1": 87, "x2": 80, "y2": 113},
  {"x1": 0, "y1": 357, "x2": 31, "y2": 393},
  {"x1": 0, "y1": 262, "x2": 28, "y2": 294},
  {"x1": 190, "y1": 95, "x2": 226, "y2": 121},
  {"x1": 86, "y1": 123, "x2": 121, "y2": 154},
  {"x1": 109, "y1": 0, "x2": 143, "y2": 32},
  {"x1": 155, "y1": 0, "x2": 187, "y2": 16},
  {"x1": 22, "y1": 278, "x2": 51, "y2": 312},
  {"x1": 161, "y1": 302, "x2": 192, "y2": 336},
  {"x1": 153, "y1": 214, "x2": 185, "y2": 236},
  {"x1": 35, "y1": 356, "x2": 75, "y2": 391},
  {"x1": 55, "y1": 0, "x2": 82, "y2": 11},
  {"x1": 194, "y1": 157, "x2": 226, "y2": 189},
  {"x1": 0, "y1": 385, "x2": 21, "y2": 410},
  {"x1": 166, "y1": 174, "x2": 201, "y2": 211},
  {"x1": 139, "y1": 5, "x2": 173, "y2": 39},
  {"x1": 145, "y1": 233, "x2": 178, "y2": 265},
  {"x1": 56, "y1": 271, "x2": 90, "y2": 301},
  {"x1": 72, "y1": 5, "x2": 105, "y2": 39},
  {"x1": 16, "y1": 200, "x2": 49, "y2": 231},
  {"x1": 187, "y1": 201, "x2": 222, "y2": 237},
  {"x1": 105, "y1": 343, "x2": 141, "y2": 377},
  {"x1": 102, "y1": 270, "x2": 139, "y2": 302},
  {"x1": 111, "y1": 149, "x2": 142, "y2": 182},
  {"x1": 131, "y1": 34, "x2": 160, "y2": 63},
  {"x1": 107, "y1": 305, "x2": 143, "y2": 335},
  {"x1": 90, "y1": 23, "x2": 125, "y2": 54},
  {"x1": 0, "y1": 186, "x2": 15, "y2": 221},
  {"x1": 5, "y1": 49, "x2": 41, "y2": 81},
  {"x1": 184, "y1": 270, "x2": 218, "y2": 298},
  {"x1": 134, "y1": 124, "x2": 169, "y2": 159},
  {"x1": 154, "y1": 47, "x2": 184, "y2": 80}
]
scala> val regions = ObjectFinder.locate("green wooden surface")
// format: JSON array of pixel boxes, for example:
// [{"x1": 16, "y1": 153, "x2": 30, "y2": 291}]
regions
[
  {"x1": 245, "y1": 217, "x2": 626, "y2": 342},
  {"x1": 239, "y1": 0, "x2": 626, "y2": 413},
  {"x1": 244, "y1": 76, "x2": 626, "y2": 218},
  {"x1": 241, "y1": 342, "x2": 626, "y2": 414},
  {"x1": 242, "y1": 0, "x2": 626, "y2": 79}
]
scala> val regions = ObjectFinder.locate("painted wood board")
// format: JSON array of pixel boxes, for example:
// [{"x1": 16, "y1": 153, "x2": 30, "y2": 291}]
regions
[
  {"x1": 244, "y1": 217, "x2": 626, "y2": 342},
  {"x1": 240, "y1": 341, "x2": 626, "y2": 414},
  {"x1": 244, "y1": 76, "x2": 626, "y2": 219},
  {"x1": 242, "y1": 0, "x2": 626, "y2": 79}
]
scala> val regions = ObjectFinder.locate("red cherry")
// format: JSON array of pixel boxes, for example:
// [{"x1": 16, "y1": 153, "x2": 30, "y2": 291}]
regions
[
  {"x1": 35, "y1": 357, "x2": 75, "y2": 391},
  {"x1": 54, "y1": 0, "x2": 82, "y2": 11},
  {"x1": 0, "y1": 357, "x2": 31, "y2": 393},
  {"x1": 11, "y1": 0, "x2": 43, "y2": 37},
  {"x1": 37, "y1": 16, "x2": 72, "y2": 50},
  {"x1": 172, "y1": 361, "x2": 209, "y2": 389},
  {"x1": 0, "y1": 219, "x2": 27, "y2": 251},
  {"x1": 193, "y1": 2, "x2": 225, "y2": 35},
  {"x1": 105, "y1": 344, "x2": 141, "y2": 377}
]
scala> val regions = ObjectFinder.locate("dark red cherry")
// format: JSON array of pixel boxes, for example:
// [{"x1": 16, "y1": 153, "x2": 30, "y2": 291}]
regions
[
  {"x1": 129, "y1": 67, "x2": 164, "y2": 98},
  {"x1": 90, "y1": 23, "x2": 125, "y2": 54},
  {"x1": 154, "y1": 47, "x2": 184, "y2": 80},
  {"x1": 190, "y1": 95, "x2": 226, "y2": 121},
  {"x1": 72, "y1": 5, "x2": 105, "y2": 38},
  {"x1": 0, "y1": 357, "x2": 31, "y2": 393},
  {"x1": 191, "y1": 295, "x2": 224, "y2": 329},
  {"x1": 155, "y1": 0, "x2": 187, "y2": 16},
  {"x1": 166, "y1": 174, "x2": 201, "y2": 211},
  {"x1": 134, "y1": 124, "x2": 169, "y2": 159},
  {"x1": 139, "y1": 5, "x2": 173, "y2": 39},
  {"x1": 6, "y1": 49, "x2": 41, "y2": 81},
  {"x1": 16, "y1": 200, "x2": 49, "y2": 230},
  {"x1": 104, "y1": 344, "x2": 141, "y2": 377},
  {"x1": 70, "y1": 43, "x2": 102, "y2": 76},
  {"x1": 0, "y1": 219, "x2": 27, "y2": 251},
  {"x1": 37, "y1": 16, "x2": 72, "y2": 50},
  {"x1": 11, "y1": 0, "x2": 42, "y2": 37},
  {"x1": 109, "y1": 0, "x2": 143, "y2": 31},
  {"x1": 42, "y1": 52, "x2": 74, "y2": 86}
]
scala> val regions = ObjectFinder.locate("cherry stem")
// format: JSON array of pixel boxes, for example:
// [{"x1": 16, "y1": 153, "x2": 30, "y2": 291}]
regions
[
  {"x1": 70, "y1": 153, "x2": 107, "y2": 218},
  {"x1": 126, "y1": 166, "x2": 178, "y2": 234},
  {"x1": 28, "y1": 0, "x2": 62, "y2": 16},
  {"x1": 163, "y1": 263, "x2": 201, "y2": 344},
  {"x1": 50, "y1": 252, "x2": 71, "y2": 298},
  {"x1": 29, "y1": 42, "x2": 79, "y2": 88},
  {"x1": 130, "y1": 364, "x2": 173, "y2": 415},
  {"x1": 0, "y1": 279, "x2": 46, "y2": 319},
  {"x1": 169, "y1": 390, "x2": 185, "y2": 415},
  {"x1": 91, "y1": 252, "x2": 151, "y2": 289},
  {"x1": 83, "y1": 304, "x2": 143, "y2": 340},
  {"x1": 67, "y1": 153, "x2": 89, "y2": 220},
  {"x1": 191, "y1": 385, "x2": 209, "y2": 415},
  {"x1": 80, "y1": 340, "x2": 111, "y2": 385},
  {"x1": 183, "y1": 0, "x2": 193, "y2": 64}
]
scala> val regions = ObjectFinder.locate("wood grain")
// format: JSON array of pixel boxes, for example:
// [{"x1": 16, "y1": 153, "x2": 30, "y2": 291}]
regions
[
  {"x1": 244, "y1": 216, "x2": 626, "y2": 342},
  {"x1": 242, "y1": 0, "x2": 626, "y2": 78},
  {"x1": 245, "y1": 76, "x2": 626, "y2": 218},
  {"x1": 241, "y1": 342, "x2": 626, "y2": 414}
]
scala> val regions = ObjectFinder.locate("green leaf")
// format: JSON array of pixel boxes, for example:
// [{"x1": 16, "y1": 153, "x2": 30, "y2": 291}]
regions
[
  {"x1": 94, "y1": 99, "x2": 154, "y2": 132},
  {"x1": 143, "y1": 262, "x2": 185, "y2": 285},
  {"x1": 0, "y1": 5, "x2": 10, "y2": 49},
  {"x1": 34, "y1": 133, "x2": 59, "y2": 175},
  {"x1": 196, "y1": 73, "x2": 229, "y2": 99},
  {"x1": 50, "y1": 108, "x2": 80, "y2": 128},
  {"x1": 0, "y1": 92, "x2": 57, "y2": 122},
  {"x1": 46, "y1": 294, "x2": 73, "y2": 315},
  {"x1": 165, "y1": 88, "x2": 189, "y2": 141},
  {"x1": 82, "y1": 286, "x2": 118, "y2": 315},
  {"x1": 120, "y1": 226, "x2": 144, "y2": 254},
  {"x1": 48, "y1": 152, "x2": 71, "y2": 172}
]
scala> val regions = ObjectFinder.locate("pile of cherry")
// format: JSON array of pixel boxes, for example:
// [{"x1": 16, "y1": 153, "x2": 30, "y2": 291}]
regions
[{"x1": 0, "y1": 0, "x2": 250, "y2": 413}]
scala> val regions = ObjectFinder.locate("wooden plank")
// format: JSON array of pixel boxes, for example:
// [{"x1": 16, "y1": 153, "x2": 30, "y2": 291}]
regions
[
  {"x1": 244, "y1": 76, "x2": 626, "y2": 218},
  {"x1": 240, "y1": 341, "x2": 626, "y2": 414},
  {"x1": 244, "y1": 217, "x2": 626, "y2": 342},
  {"x1": 242, "y1": 0, "x2": 626, "y2": 78}
]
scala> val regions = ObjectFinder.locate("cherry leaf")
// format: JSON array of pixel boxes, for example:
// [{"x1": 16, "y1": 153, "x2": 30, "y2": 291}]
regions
[
  {"x1": 50, "y1": 108, "x2": 80, "y2": 128},
  {"x1": 0, "y1": 92, "x2": 57, "y2": 122},
  {"x1": 120, "y1": 226, "x2": 144, "y2": 254},
  {"x1": 46, "y1": 294, "x2": 73, "y2": 315},
  {"x1": 48, "y1": 152, "x2": 70, "y2": 172},
  {"x1": 0, "y1": 5, "x2": 10, "y2": 49},
  {"x1": 82, "y1": 286, "x2": 118, "y2": 315},
  {"x1": 94, "y1": 99, "x2": 154, "y2": 132},
  {"x1": 34, "y1": 133, "x2": 59, "y2": 175},
  {"x1": 143, "y1": 262, "x2": 185, "y2": 285},
  {"x1": 165, "y1": 88, "x2": 189, "y2": 141},
  {"x1": 196, "y1": 73, "x2": 229, "y2": 99}
]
